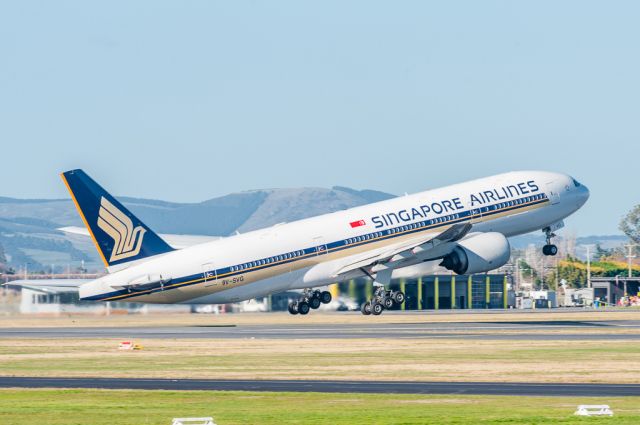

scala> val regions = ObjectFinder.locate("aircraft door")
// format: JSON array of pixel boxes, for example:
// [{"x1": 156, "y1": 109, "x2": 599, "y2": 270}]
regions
[
  {"x1": 313, "y1": 236, "x2": 328, "y2": 256},
  {"x1": 202, "y1": 262, "x2": 218, "y2": 287},
  {"x1": 470, "y1": 205, "x2": 483, "y2": 223},
  {"x1": 545, "y1": 182, "x2": 560, "y2": 205}
]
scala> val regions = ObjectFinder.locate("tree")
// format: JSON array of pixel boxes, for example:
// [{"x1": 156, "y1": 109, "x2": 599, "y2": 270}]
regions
[
  {"x1": 595, "y1": 243, "x2": 613, "y2": 261},
  {"x1": 620, "y1": 205, "x2": 640, "y2": 244},
  {"x1": 0, "y1": 242, "x2": 6, "y2": 274}
]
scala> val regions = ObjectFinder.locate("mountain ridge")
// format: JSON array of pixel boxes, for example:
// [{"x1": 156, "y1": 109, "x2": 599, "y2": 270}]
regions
[{"x1": 0, "y1": 186, "x2": 396, "y2": 271}]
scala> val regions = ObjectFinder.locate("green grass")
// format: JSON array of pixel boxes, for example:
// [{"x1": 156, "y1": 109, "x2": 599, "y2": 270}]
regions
[
  {"x1": 0, "y1": 389, "x2": 637, "y2": 425},
  {"x1": 1, "y1": 339, "x2": 639, "y2": 383}
]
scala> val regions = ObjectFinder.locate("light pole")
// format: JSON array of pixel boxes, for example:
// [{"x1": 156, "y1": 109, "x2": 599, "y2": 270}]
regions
[
  {"x1": 624, "y1": 244, "x2": 637, "y2": 278},
  {"x1": 554, "y1": 255, "x2": 559, "y2": 292},
  {"x1": 516, "y1": 258, "x2": 524, "y2": 292},
  {"x1": 585, "y1": 245, "x2": 595, "y2": 289}
]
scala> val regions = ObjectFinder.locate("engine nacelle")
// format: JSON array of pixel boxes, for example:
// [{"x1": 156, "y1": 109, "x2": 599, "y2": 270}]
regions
[{"x1": 439, "y1": 232, "x2": 511, "y2": 275}]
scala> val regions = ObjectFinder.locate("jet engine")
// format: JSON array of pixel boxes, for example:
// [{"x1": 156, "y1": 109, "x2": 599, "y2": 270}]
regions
[{"x1": 439, "y1": 232, "x2": 510, "y2": 275}]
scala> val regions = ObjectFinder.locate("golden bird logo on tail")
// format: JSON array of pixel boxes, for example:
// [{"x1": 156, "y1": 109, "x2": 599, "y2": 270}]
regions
[{"x1": 97, "y1": 197, "x2": 146, "y2": 262}]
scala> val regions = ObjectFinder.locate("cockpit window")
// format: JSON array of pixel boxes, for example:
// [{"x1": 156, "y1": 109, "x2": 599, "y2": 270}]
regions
[{"x1": 572, "y1": 178, "x2": 581, "y2": 187}]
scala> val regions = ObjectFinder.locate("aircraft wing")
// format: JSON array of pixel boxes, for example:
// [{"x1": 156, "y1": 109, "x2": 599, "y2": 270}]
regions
[
  {"x1": 58, "y1": 226, "x2": 221, "y2": 249},
  {"x1": 333, "y1": 222, "x2": 472, "y2": 279},
  {"x1": 3, "y1": 279, "x2": 89, "y2": 294}
]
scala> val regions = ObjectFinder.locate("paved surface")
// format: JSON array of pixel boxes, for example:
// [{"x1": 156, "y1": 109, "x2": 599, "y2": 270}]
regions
[
  {"x1": 1, "y1": 320, "x2": 639, "y2": 340},
  {"x1": 1, "y1": 376, "x2": 639, "y2": 396}
]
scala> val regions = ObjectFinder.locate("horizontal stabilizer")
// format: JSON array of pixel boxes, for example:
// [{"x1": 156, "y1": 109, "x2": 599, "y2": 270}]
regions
[{"x1": 3, "y1": 279, "x2": 89, "y2": 294}]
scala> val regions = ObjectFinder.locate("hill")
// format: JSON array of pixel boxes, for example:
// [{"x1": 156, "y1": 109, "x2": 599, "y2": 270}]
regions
[{"x1": 0, "y1": 187, "x2": 394, "y2": 272}]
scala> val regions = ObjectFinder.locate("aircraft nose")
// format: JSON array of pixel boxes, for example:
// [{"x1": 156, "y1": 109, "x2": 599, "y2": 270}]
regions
[{"x1": 576, "y1": 184, "x2": 590, "y2": 207}]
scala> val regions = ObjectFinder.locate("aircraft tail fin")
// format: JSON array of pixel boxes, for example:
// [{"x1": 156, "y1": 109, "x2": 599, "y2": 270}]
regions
[{"x1": 60, "y1": 169, "x2": 174, "y2": 268}]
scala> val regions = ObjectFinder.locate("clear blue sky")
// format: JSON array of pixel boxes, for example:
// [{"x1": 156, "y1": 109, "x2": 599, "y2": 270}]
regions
[{"x1": 1, "y1": 1, "x2": 638, "y2": 235}]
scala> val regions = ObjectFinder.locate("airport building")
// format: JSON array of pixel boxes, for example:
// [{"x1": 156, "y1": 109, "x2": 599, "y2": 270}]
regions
[{"x1": 592, "y1": 276, "x2": 640, "y2": 306}]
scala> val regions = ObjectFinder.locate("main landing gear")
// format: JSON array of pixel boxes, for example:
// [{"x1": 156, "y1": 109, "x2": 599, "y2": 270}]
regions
[
  {"x1": 359, "y1": 268, "x2": 405, "y2": 316},
  {"x1": 288, "y1": 289, "x2": 332, "y2": 315},
  {"x1": 542, "y1": 227, "x2": 558, "y2": 256},
  {"x1": 361, "y1": 284, "x2": 405, "y2": 316}
]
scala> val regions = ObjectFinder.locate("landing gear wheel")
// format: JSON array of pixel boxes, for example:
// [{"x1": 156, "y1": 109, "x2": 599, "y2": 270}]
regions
[
  {"x1": 542, "y1": 244, "x2": 558, "y2": 256},
  {"x1": 298, "y1": 301, "x2": 310, "y2": 315},
  {"x1": 320, "y1": 291, "x2": 332, "y2": 304},
  {"x1": 309, "y1": 296, "x2": 321, "y2": 309},
  {"x1": 361, "y1": 301, "x2": 372, "y2": 315},
  {"x1": 371, "y1": 303, "x2": 383, "y2": 315},
  {"x1": 393, "y1": 291, "x2": 405, "y2": 304},
  {"x1": 288, "y1": 303, "x2": 298, "y2": 315},
  {"x1": 383, "y1": 298, "x2": 394, "y2": 309}
]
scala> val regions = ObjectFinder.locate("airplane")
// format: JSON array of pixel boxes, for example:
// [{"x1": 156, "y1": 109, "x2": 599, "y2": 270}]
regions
[{"x1": 6, "y1": 169, "x2": 589, "y2": 315}]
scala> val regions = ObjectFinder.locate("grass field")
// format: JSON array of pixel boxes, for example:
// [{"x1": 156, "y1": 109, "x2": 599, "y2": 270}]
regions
[
  {"x1": 0, "y1": 389, "x2": 637, "y2": 425},
  {"x1": 0, "y1": 337, "x2": 639, "y2": 383}
]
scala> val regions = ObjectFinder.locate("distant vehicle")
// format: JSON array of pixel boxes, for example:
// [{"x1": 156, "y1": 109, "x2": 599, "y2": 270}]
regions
[
  {"x1": 236, "y1": 298, "x2": 269, "y2": 313},
  {"x1": 192, "y1": 304, "x2": 222, "y2": 314},
  {"x1": 8, "y1": 170, "x2": 588, "y2": 316},
  {"x1": 318, "y1": 296, "x2": 359, "y2": 312}
]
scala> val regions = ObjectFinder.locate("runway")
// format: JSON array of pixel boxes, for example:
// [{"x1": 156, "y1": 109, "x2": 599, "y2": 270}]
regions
[
  {"x1": 1, "y1": 319, "x2": 639, "y2": 340},
  {"x1": 1, "y1": 376, "x2": 638, "y2": 396}
]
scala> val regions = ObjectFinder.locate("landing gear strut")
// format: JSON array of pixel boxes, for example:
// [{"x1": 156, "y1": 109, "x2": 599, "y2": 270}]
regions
[
  {"x1": 288, "y1": 289, "x2": 332, "y2": 315},
  {"x1": 542, "y1": 227, "x2": 558, "y2": 256},
  {"x1": 360, "y1": 268, "x2": 405, "y2": 316}
]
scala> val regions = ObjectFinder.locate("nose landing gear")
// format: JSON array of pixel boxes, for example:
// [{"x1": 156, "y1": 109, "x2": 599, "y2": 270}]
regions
[
  {"x1": 542, "y1": 227, "x2": 558, "y2": 256},
  {"x1": 288, "y1": 289, "x2": 332, "y2": 315}
]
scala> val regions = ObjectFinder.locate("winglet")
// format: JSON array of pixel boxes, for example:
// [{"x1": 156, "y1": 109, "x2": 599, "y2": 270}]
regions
[{"x1": 60, "y1": 170, "x2": 174, "y2": 268}]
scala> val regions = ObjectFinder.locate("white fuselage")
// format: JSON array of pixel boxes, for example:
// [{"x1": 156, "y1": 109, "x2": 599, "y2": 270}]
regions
[{"x1": 79, "y1": 171, "x2": 589, "y2": 304}]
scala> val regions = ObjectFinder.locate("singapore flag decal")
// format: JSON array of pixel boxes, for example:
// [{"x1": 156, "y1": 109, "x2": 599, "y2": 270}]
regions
[{"x1": 349, "y1": 219, "x2": 366, "y2": 228}]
